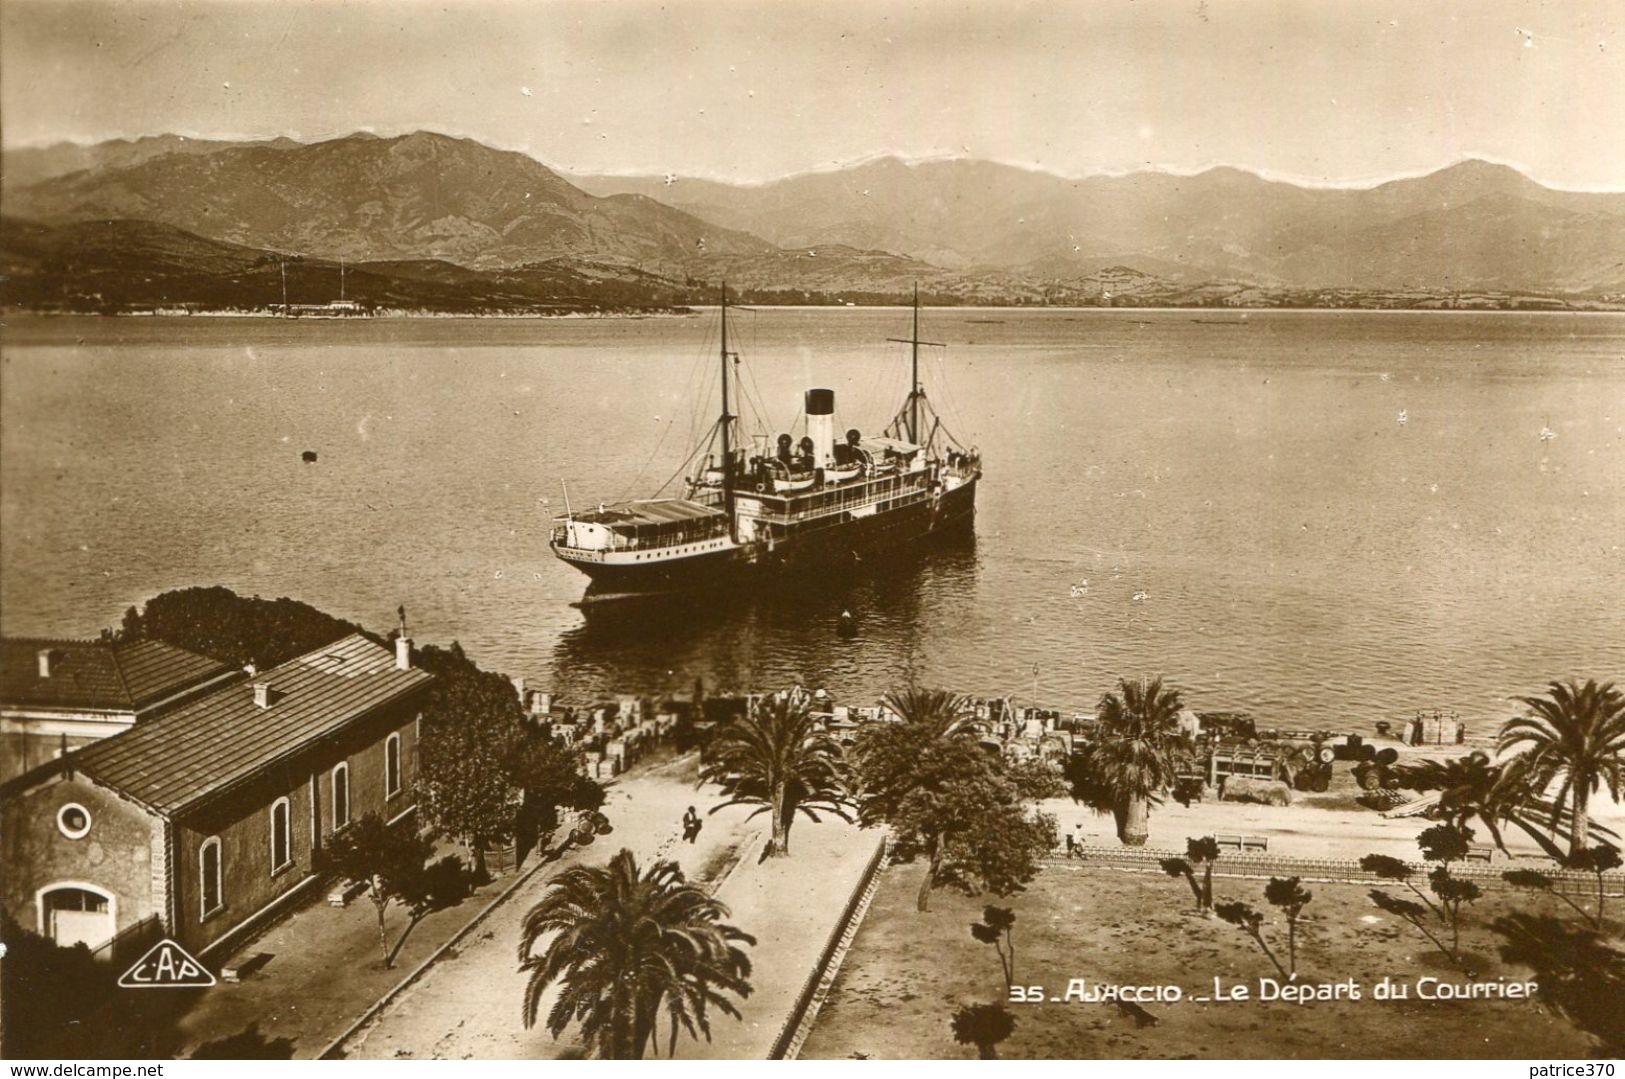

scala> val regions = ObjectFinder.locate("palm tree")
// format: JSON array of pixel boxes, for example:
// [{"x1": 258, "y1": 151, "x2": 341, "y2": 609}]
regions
[
  {"x1": 1502, "y1": 679, "x2": 1625, "y2": 858},
  {"x1": 699, "y1": 688, "x2": 853, "y2": 857},
  {"x1": 518, "y1": 849, "x2": 755, "y2": 1059},
  {"x1": 883, "y1": 688, "x2": 977, "y2": 740},
  {"x1": 1391, "y1": 751, "x2": 1570, "y2": 860},
  {"x1": 1088, "y1": 676, "x2": 1185, "y2": 846}
]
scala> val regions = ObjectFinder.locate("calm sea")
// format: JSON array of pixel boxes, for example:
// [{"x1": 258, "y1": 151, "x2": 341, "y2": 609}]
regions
[{"x1": 2, "y1": 310, "x2": 1622, "y2": 734}]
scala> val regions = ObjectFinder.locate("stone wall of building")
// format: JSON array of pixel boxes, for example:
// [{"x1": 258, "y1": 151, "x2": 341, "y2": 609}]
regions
[
  {"x1": 173, "y1": 764, "x2": 316, "y2": 955},
  {"x1": 0, "y1": 774, "x2": 160, "y2": 944},
  {"x1": 169, "y1": 702, "x2": 421, "y2": 955}
]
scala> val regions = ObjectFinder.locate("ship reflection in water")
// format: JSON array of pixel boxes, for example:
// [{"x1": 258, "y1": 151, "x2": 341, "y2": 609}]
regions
[{"x1": 546, "y1": 535, "x2": 979, "y2": 705}]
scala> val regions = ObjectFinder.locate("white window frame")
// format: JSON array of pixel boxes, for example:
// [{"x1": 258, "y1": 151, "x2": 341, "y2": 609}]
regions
[
  {"x1": 56, "y1": 802, "x2": 93, "y2": 840},
  {"x1": 331, "y1": 762, "x2": 351, "y2": 831},
  {"x1": 199, "y1": 836, "x2": 224, "y2": 920},
  {"x1": 269, "y1": 797, "x2": 292, "y2": 874},
  {"x1": 385, "y1": 733, "x2": 402, "y2": 799}
]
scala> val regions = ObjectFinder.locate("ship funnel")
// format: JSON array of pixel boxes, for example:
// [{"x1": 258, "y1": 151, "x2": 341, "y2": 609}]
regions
[{"x1": 805, "y1": 388, "x2": 835, "y2": 469}]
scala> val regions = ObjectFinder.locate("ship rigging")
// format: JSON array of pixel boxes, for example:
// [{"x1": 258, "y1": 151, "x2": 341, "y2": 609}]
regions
[{"x1": 550, "y1": 285, "x2": 981, "y2": 602}]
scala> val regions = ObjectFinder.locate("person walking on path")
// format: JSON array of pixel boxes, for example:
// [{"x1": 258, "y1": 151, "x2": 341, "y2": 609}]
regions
[{"x1": 682, "y1": 805, "x2": 702, "y2": 843}]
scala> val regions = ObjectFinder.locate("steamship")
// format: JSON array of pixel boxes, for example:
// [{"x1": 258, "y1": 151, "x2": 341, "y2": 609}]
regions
[{"x1": 550, "y1": 286, "x2": 981, "y2": 602}]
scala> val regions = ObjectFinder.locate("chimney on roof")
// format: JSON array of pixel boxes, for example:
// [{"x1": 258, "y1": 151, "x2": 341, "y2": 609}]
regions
[
  {"x1": 252, "y1": 681, "x2": 273, "y2": 709},
  {"x1": 37, "y1": 647, "x2": 54, "y2": 678},
  {"x1": 395, "y1": 605, "x2": 413, "y2": 670}
]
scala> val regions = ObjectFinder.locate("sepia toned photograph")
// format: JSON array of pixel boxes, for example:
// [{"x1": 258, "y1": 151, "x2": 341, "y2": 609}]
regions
[{"x1": 1, "y1": 0, "x2": 1622, "y2": 1066}]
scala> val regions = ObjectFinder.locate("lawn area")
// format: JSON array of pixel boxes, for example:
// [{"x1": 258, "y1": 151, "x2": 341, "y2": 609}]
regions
[{"x1": 801, "y1": 859, "x2": 1614, "y2": 1059}]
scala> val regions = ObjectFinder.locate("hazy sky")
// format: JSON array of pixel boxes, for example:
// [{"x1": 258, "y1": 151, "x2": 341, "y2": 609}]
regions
[{"x1": 3, "y1": 0, "x2": 1622, "y2": 188}]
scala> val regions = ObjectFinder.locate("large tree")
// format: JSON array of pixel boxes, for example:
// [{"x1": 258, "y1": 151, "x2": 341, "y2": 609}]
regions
[
  {"x1": 698, "y1": 689, "x2": 852, "y2": 857},
  {"x1": 415, "y1": 643, "x2": 532, "y2": 876},
  {"x1": 518, "y1": 849, "x2": 754, "y2": 1059},
  {"x1": 1502, "y1": 678, "x2": 1625, "y2": 858},
  {"x1": 419, "y1": 650, "x2": 604, "y2": 875},
  {"x1": 111, "y1": 586, "x2": 375, "y2": 666},
  {"x1": 854, "y1": 709, "x2": 1056, "y2": 911},
  {"x1": 511, "y1": 724, "x2": 607, "y2": 859},
  {"x1": 1083, "y1": 676, "x2": 1186, "y2": 846}
]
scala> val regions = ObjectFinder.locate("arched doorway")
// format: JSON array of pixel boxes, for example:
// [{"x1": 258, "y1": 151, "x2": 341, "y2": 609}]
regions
[{"x1": 37, "y1": 883, "x2": 116, "y2": 951}]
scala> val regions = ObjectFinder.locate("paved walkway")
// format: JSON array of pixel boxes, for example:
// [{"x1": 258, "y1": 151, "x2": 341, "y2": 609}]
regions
[
  {"x1": 166, "y1": 753, "x2": 699, "y2": 1058},
  {"x1": 337, "y1": 757, "x2": 757, "y2": 1059},
  {"x1": 673, "y1": 819, "x2": 879, "y2": 1060},
  {"x1": 342, "y1": 793, "x2": 878, "y2": 1060},
  {"x1": 169, "y1": 840, "x2": 517, "y2": 1058}
]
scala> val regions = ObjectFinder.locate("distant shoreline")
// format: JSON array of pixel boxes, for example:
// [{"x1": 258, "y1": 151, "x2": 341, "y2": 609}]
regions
[{"x1": 6, "y1": 303, "x2": 1624, "y2": 320}]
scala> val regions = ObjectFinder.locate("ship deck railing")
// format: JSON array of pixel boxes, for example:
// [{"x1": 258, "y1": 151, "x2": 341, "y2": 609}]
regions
[
  {"x1": 748, "y1": 486, "x2": 932, "y2": 529},
  {"x1": 550, "y1": 521, "x2": 729, "y2": 553},
  {"x1": 745, "y1": 471, "x2": 928, "y2": 521}
]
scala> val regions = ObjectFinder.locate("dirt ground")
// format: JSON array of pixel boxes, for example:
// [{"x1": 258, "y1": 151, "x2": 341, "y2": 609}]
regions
[{"x1": 801, "y1": 860, "x2": 1608, "y2": 1059}]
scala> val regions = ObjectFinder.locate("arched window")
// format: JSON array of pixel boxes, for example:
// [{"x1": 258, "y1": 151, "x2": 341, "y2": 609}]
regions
[
  {"x1": 385, "y1": 734, "x2": 402, "y2": 799},
  {"x1": 200, "y1": 837, "x2": 223, "y2": 918},
  {"x1": 332, "y1": 763, "x2": 351, "y2": 831},
  {"x1": 270, "y1": 797, "x2": 291, "y2": 872}
]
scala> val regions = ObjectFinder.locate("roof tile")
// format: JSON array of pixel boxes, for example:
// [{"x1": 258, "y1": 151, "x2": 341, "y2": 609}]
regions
[
  {"x1": 1, "y1": 637, "x2": 232, "y2": 712},
  {"x1": 72, "y1": 634, "x2": 430, "y2": 814}
]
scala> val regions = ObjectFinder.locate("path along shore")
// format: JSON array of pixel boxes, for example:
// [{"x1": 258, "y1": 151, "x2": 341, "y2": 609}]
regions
[{"x1": 334, "y1": 756, "x2": 877, "y2": 1060}]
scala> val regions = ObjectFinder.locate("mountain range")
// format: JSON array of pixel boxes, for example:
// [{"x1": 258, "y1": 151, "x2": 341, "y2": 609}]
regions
[
  {"x1": 3, "y1": 131, "x2": 772, "y2": 272},
  {"x1": 4, "y1": 130, "x2": 1624, "y2": 309},
  {"x1": 574, "y1": 156, "x2": 1625, "y2": 292}
]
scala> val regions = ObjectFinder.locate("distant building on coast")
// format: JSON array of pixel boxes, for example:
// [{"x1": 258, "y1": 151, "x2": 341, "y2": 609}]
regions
[
  {"x1": 279, "y1": 299, "x2": 370, "y2": 318},
  {"x1": 0, "y1": 637, "x2": 238, "y2": 782},
  {"x1": 0, "y1": 633, "x2": 430, "y2": 961}
]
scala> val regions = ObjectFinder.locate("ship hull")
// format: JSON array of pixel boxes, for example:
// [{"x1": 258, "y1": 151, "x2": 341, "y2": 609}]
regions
[{"x1": 564, "y1": 477, "x2": 977, "y2": 602}]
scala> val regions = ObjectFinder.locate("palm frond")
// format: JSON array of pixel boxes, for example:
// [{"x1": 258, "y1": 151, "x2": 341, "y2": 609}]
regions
[{"x1": 516, "y1": 848, "x2": 755, "y2": 1058}]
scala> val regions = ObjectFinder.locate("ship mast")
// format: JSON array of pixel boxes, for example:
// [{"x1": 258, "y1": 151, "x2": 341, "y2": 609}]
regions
[
  {"x1": 910, "y1": 284, "x2": 920, "y2": 443},
  {"x1": 888, "y1": 282, "x2": 942, "y2": 446},
  {"x1": 719, "y1": 281, "x2": 735, "y2": 538}
]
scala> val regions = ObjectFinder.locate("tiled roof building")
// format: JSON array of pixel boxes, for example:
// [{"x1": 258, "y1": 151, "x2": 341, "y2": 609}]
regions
[
  {"x1": 1, "y1": 637, "x2": 238, "y2": 782},
  {"x1": 74, "y1": 633, "x2": 427, "y2": 814},
  {"x1": 1, "y1": 633, "x2": 430, "y2": 961}
]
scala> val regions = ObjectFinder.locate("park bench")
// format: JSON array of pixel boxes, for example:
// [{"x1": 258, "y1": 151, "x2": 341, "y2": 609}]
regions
[
  {"x1": 221, "y1": 951, "x2": 273, "y2": 982},
  {"x1": 1464, "y1": 844, "x2": 1497, "y2": 863},
  {"x1": 327, "y1": 879, "x2": 368, "y2": 907},
  {"x1": 1213, "y1": 833, "x2": 1269, "y2": 852}
]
